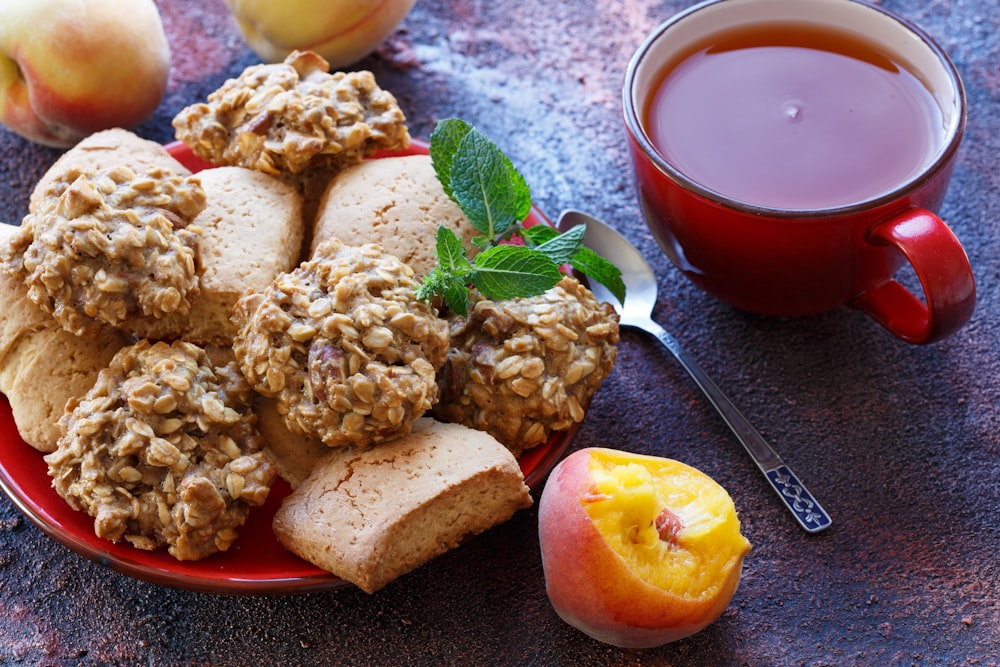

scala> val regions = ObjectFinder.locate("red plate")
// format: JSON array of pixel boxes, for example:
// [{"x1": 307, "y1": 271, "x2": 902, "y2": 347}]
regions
[{"x1": 0, "y1": 140, "x2": 574, "y2": 595}]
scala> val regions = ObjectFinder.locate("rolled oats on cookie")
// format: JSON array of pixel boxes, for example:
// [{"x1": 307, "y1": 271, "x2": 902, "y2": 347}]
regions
[
  {"x1": 231, "y1": 239, "x2": 449, "y2": 449},
  {"x1": 434, "y1": 276, "x2": 620, "y2": 456},
  {"x1": 172, "y1": 50, "x2": 411, "y2": 176},
  {"x1": 2, "y1": 164, "x2": 206, "y2": 338},
  {"x1": 44, "y1": 339, "x2": 277, "y2": 561}
]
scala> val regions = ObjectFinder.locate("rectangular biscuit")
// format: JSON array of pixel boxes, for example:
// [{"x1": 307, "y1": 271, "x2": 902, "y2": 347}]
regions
[
  {"x1": 0, "y1": 325, "x2": 128, "y2": 452},
  {"x1": 184, "y1": 166, "x2": 304, "y2": 345},
  {"x1": 273, "y1": 418, "x2": 532, "y2": 593},
  {"x1": 255, "y1": 396, "x2": 330, "y2": 489},
  {"x1": 129, "y1": 166, "x2": 304, "y2": 344},
  {"x1": 29, "y1": 128, "x2": 192, "y2": 213}
]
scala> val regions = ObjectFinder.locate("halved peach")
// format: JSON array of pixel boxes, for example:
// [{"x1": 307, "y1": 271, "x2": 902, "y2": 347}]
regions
[{"x1": 538, "y1": 447, "x2": 751, "y2": 648}]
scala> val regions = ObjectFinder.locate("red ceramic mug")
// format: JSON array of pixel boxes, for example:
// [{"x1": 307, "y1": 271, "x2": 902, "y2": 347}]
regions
[{"x1": 623, "y1": 0, "x2": 975, "y2": 344}]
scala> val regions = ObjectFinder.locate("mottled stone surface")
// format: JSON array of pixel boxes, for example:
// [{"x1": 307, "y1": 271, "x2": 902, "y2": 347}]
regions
[{"x1": 1, "y1": 0, "x2": 998, "y2": 664}]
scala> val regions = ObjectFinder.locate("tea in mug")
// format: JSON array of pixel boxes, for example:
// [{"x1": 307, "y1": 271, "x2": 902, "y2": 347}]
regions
[{"x1": 643, "y1": 22, "x2": 946, "y2": 210}]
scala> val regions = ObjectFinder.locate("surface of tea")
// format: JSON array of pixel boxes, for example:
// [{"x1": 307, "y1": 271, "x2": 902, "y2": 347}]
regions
[{"x1": 644, "y1": 23, "x2": 945, "y2": 210}]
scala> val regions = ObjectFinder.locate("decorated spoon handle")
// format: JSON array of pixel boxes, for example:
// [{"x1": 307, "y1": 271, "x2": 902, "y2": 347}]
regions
[{"x1": 639, "y1": 316, "x2": 832, "y2": 534}]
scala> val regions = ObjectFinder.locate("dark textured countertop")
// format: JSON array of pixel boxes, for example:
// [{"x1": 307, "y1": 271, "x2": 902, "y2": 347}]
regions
[{"x1": 1, "y1": 1, "x2": 998, "y2": 664}]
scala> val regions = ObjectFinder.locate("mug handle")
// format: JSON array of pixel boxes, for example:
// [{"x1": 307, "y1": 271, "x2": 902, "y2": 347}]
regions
[{"x1": 851, "y1": 209, "x2": 976, "y2": 344}]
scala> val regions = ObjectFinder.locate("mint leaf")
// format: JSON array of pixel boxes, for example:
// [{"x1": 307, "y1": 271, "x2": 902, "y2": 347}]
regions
[
  {"x1": 441, "y1": 277, "x2": 472, "y2": 316},
  {"x1": 429, "y1": 118, "x2": 472, "y2": 198},
  {"x1": 417, "y1": 264, "x2": 473, "y2": 316},
  {"x1": 523, "y1": 223, "x2": 626, "y2": 304},
  {"x1": 570, "y1": 246, "x2": 627, "y2": 305},
  {"x1": 470, "y1": 245, "x2": 563, "y2": 301},
  {"x1": 418, "y1": 228, "x2": 475, "y2": 314},
  {"x1": 415, "y1": 266, "x2": 447, "y2": 302},
  {"x1": 435, "y1": 225, "x2": 471, "y2": 273},
  {"x1": 450, "y1": 129, "x2": 529, "y2": 240},
  {"x1": 532, "y1": 224, "x2": 584, "y2": 265},
  {"x1": 519, "y1": 224, "x2": 559, "y2": 245},
  {"x1": 471, "y1": 234, "x2": 493, "y2": 251}
]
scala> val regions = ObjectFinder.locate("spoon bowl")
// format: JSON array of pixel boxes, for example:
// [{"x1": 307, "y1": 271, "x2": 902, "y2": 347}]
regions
[{"x1": 558, "y1": 209, "x2": 831, "y2": 533}]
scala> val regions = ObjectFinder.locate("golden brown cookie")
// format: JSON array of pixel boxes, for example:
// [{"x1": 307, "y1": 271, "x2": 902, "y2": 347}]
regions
[
  {"x1": 5, "y1": 165, "x2": 206, "y2": 338},
  {"x1": 0, "y1": 325, "x2": 129, "y2": 453},
  {"x1": 140, "y1": 166, "x2": 305, "y2": 345},
  {"x1": 232, "y1": 240, "x2": 450, "y2": 449},
  {"x1": 29, "y1": 128, "x2": 191, "y2": 214},
  {"x1": 0, "y1": 223, "x2": 51, "y2": 369},
  {"x1": 44, "y1": 339, "x2": 277, "y2": 561},
  {"x1": 309, "y1": 154, "x2": 478, "y2": 277},
  {"x1": 255, "y1": 396, "x2": 330, "y2": 489},
  {"x1": 172, "y1": 50, "x2": 410, "y2": 176},
  {"x1": 273, "y1": 418, "x2": 532, "y2": 593},
  {"x1": 434, "y1": 277, "x2": 620, "y2": 456}
]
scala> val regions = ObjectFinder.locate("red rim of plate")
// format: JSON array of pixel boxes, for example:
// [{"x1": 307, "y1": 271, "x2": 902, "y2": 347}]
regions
[{"x1": 0, "y1": 139, "x2": 575, "y2": 595}]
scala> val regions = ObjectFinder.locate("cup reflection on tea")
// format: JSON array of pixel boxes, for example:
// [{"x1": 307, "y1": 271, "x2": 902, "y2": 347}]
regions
[{"x1": 622, "y1": 0, "x2": 975, "y2": 344}]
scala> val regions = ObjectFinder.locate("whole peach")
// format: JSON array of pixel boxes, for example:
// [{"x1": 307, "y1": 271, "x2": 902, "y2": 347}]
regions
[
  {"x1": 223, "y1": 0, "x2": 416, "y2": 68},
  {"x1": 0, "y1": 0, "x2": 170, "y2": 148},
  {"x1": 538, "y1": 447, "x2": 752, "y2": 648}
]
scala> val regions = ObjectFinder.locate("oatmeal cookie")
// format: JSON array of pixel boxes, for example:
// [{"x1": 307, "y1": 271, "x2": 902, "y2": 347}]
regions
[
  {"x1": 231, "y1": 239, "x2": 450, "y2": 449},
  {"x1": 433, "y1": 277, "x2": 620, "y2": 456},
  {"x1": 44, "y1": 340, "x2": 277, "y2": 561},
  {"x1": 3, "y1": 164, "x2": 206, "y2": 338},
  {"x1": 172, "y1": 50, "x2": 411, "y2": 176}
]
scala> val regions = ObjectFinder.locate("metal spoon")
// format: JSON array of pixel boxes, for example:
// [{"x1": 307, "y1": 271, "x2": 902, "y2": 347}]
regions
[{"x1": 558, "y1": 209, "x2": 832, "y2": 534}]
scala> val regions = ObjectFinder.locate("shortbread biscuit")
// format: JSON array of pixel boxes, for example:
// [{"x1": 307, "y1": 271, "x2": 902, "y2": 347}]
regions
[
  {"x1": 0, "y1": 325, "x2": 129, "y2": 452},
  {"x1": 310, "y1": 154, "x2": 478, "y2": 276},
  {"x1": 143, "y1": 166, "x2": 304, "y2": 345},
  {"x1": 29, "y1": 128, "x2": 191, "y2": 214},
  {"x1": 273, "y1": 418, "x2": 532, "y2": 593},
  {"x1": 255, "y1": 396, "x2": 329, "y2": 489},
  {"x1": 0, "y1": 224, "x2": 51, "y2": 369}
]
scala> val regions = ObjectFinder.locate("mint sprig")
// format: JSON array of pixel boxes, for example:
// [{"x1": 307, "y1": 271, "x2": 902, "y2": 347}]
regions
[{"x1": 420, "y1": 118, "x2": 625, "y2": 316}]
